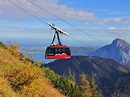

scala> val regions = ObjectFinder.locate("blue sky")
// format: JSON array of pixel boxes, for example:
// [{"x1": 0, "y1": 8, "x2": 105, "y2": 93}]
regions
[{"x1": 0, "y1": 0, "x2": 130, "y2": 47}]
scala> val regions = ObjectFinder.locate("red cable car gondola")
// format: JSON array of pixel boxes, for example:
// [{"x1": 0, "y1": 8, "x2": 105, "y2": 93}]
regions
[
  {"x1": 45, "y1": 45, "x2": 71, "y2": 59},
  {"x1": 45, "y1": 23, "x2": 71, "y2": 59}
]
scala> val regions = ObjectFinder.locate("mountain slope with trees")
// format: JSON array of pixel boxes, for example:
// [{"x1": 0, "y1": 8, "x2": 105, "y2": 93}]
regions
[{"x1": 45, "y1": 56, "x2": 130, "y2": 97}]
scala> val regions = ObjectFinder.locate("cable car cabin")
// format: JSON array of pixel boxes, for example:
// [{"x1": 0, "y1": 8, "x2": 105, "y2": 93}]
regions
[
  {"x1": 45, "y1": 23, "x2": 71, "y2": 59},
  {"x1": 45, "y1": 45, "x2": 71, "y2": 59}
]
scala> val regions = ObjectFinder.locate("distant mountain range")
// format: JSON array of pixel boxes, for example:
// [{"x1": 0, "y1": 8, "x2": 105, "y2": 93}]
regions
[
  {"x1": 92, "y1": 38, "x2": 130, "y2": 68},
  {"x1": 19, "y1": 38, "x2": 130, "y2": 69},
  {"x1": 70, "y1": 46, "x2": 95, "y2": 55},
  {"x1": 20, "y1": 46, "x2": 95, "y2": 63},
  {"x1": 44, "y1": 56, "x2": 130, "y2": 97}
]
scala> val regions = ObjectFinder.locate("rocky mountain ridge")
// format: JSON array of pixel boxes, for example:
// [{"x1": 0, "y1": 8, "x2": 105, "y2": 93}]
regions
[{"x1": 92, "y1": 38, "x2": 130, "y2": 67}]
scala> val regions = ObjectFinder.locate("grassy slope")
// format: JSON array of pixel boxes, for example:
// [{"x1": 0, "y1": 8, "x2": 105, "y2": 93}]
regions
[{"x1": 0, "y1": 45, "x2": 64, "y2": 97}]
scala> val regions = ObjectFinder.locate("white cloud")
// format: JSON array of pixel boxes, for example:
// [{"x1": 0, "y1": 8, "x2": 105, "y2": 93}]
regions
[
  {"x1": 0, "y1": 0, "x2": 101, "y2": 24},
  {"x1": 0, "y1": 0, "x2": 129, "y2": 25},
  {"x1": 126, "y1": 26, "x2": 130, "y2": 29},
  {"x1": 108, "y1": 27, "x2": 116, "y2": 30},
  {"x1": 0, "y1": 0, "x2": 32, "y2": 19},
  {"x1": 104, "y1": 17, "x2": 130, "y2": 25}
]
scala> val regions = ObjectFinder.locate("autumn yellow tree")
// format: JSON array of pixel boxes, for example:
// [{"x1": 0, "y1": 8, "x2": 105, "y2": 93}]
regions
[
  {"x1": 79, "y1": 73, "x2": 92, "y2": 97},
  {"x1": 90, "y1": 74, "x2": 101, "y2": 97}
]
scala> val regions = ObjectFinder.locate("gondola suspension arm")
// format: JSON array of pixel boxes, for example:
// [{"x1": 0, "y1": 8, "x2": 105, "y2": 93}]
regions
[{"x1": 47, "y1": 23, "x2": 68, "y2": 46}]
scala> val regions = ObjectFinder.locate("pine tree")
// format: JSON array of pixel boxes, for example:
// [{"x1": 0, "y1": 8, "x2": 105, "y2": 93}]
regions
[
  {"x1": 90, "y1": 74, "x2": 100, "y2": 97},
  {"x1": 68, "y1": 69, "x2": 75, "y2": 82},
  {"x1": 78, "y1": 73, "x2": 92, "y2": 97}
]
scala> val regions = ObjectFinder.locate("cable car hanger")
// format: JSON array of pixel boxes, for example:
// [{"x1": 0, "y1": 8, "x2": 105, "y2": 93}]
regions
[
  {"x1": 47, "y1": 23, "x2": 68, "y2": 46},
  {"x1": 45, "y1": 23, "x2": 71, "y2": 59}
]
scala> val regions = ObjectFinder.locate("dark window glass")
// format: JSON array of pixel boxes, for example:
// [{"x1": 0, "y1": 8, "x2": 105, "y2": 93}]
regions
[
  {"x1": 48, "y1": 48, "x2": 51, "y2": 53},
  {"x1": 58, "y1": 48, "x2": 61, "y2": 53},
  {"x1": 46, "y1": 47, "x2": 54, "y2": 56},
  {"x1": 62, "y1": 48, "x2": 65, "y2": 53},
  {"x1": 55, "y1": 48, "x2": 58, "y2": 53},
  {"x1": 65, "y1": 48, "x2": 70, "y2": 55}
]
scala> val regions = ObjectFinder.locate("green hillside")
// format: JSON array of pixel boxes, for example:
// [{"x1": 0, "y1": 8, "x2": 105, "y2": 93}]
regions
[
  {"x1": 45, "y1": 56, "x2": 130, "y2": 97},
  {"x1": 0, "y1": 42, "x2": 64, "y2": 97}
]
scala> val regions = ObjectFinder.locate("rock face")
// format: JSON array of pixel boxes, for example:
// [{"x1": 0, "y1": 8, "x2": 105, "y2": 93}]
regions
[
  {"x1": 92, "y1": 38, "x2": 130, "y2": 67},
  {"x1": 44, "y1": 56, "x2": 130, "y2": 97}
]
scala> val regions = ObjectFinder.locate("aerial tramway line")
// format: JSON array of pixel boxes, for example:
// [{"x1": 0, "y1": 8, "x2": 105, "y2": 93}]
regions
[
  {"x1": 8, "y1": 0, "x2": 106, "y2": 59},
  {"x1": 8, "y1": 0, "x2": 71, "y2": 59}
]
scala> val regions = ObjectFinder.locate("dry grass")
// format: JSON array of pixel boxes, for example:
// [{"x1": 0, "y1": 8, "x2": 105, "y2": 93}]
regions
[{"x1": 0, "y1": 46, "x2": 65, "y2": 97}]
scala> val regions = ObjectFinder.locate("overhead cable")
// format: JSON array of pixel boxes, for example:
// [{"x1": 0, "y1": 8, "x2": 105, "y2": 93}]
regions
[
  {"x1": 8, "y1": 0, "x2": 99, "y2": 52},
  {"x1": 8, "y1": 0, "x2": 47, "y2": 24},
  {"x1": 26, "y1": 0, "x2": 105, "y2": 45}
]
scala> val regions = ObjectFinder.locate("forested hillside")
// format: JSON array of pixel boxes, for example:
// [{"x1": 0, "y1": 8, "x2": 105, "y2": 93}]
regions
[
  {"x1": 0, "y1": 42, "x2": 65, "y2": 97},
  {"x1": 45, "y1": 56, "x2": 130, "y2": 97}
]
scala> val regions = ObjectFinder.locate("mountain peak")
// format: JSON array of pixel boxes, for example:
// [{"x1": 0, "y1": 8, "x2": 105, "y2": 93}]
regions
[
  {"x1": 112, "y1": 38, "x2": 127, "y2": 47},
  {"x1": 92, "y1": 38, "x2": 130, "y2": 67}
]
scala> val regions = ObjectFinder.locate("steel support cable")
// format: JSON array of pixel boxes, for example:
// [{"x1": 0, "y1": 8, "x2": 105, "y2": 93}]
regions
[
  {"x1": 8, "y1": 0, "x2": 47, "y2": 24},
  {"x1": 68, "y1": 35, "x2": 97, "y2": 51},
  {"x1": 8, "y1": 0, "x2": 100, "y2": 54},
  {"x1": 26, "y1": 0, "x2": 105, "y2": 45}
]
